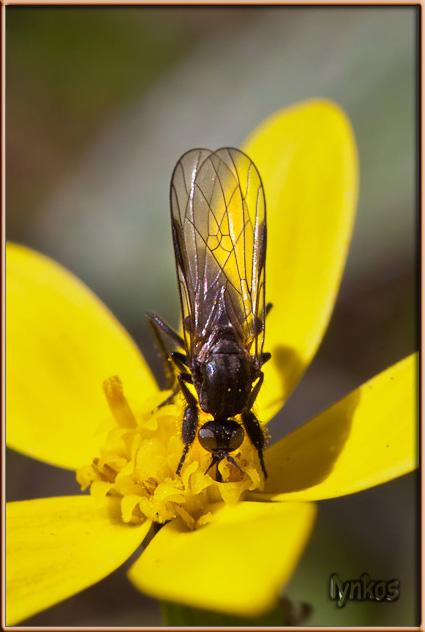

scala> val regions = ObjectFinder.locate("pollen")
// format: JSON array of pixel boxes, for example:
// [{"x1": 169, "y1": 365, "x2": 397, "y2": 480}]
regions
[{"x1": 76, "y1": 376, "x2": 265, "y2": 528}]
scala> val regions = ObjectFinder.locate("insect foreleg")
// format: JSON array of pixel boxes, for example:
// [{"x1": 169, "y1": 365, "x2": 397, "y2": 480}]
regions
[
  {"x1": 241, "y1": 410, "x2": 267, "y2": 478},
  {"x1": 176, "y1": 405, "x2": 199, "y2": 475}
]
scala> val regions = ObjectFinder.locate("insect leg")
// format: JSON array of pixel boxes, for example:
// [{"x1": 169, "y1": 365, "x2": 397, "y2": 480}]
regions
[
  {"x1": 266, "y1": 302, "x2": 273, "y2": 316},
  {"x1": 146, "y1": 313, "x2": 189, "y2": 408},
  {"x1": 175, "y1": 374, "x2": 200, "y2": 475},
  {"x1": 177, "y1": 373, "x2": 197, "y2": 406},
  {"x1": 157, "y1": 383, "x2": 180, "y2": 409},
  {"x1": 170, "y1": 351, "x2": 189, "y2": 373},
  {"x1": 156, "y1": 371, "x2": 195, "y2": 413},
  {"x1": 246, "y1": 371, "x2": 264, "y2": 410},
  {"x1": 261, "y1": 352, "x2": 271, "y2": 365},
  {"x1": 176, "y1": 405, "x2": 199, "y2": 475},
  {"x1": 146, "y1": 312, "x2": 180, "y2": 388},
  {"x1": 146, "y1": 312, "x2": 184, "y2": 349},
  {"x1": 241, "y1": 410, "x2": 267, "y2": 478},
  {"x1": 146, "y1": 311, "x2": 185, "y2": 347}
]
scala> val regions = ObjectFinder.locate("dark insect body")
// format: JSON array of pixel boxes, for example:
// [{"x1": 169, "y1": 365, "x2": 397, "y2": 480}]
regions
[{"x1": 147, "y1": 147, "x2": 271, "y2": 481}]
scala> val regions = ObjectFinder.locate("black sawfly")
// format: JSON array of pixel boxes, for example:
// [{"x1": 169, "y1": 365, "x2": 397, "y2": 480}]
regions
[{"x1": 147, "y1": 147, "x2": 271, "y2": 481}]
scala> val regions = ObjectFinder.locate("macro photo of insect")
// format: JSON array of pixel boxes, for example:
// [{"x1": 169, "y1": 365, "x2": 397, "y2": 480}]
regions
[
  {"x1": 6, "y1": 6, "x2": 418, "y2": 629},
  {"x1": 148, "y1": 148, "x2": 270, "y2": 482}
]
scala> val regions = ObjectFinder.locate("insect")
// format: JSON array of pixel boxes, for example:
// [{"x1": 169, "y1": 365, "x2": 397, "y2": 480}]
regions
[{"x1": 147, "y1": 147, "x2": 271, "y2": 481}]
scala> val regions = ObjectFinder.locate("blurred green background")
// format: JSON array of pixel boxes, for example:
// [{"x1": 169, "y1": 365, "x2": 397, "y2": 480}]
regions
[{"x1": 6, "y1": 6, "x2": 418, "y2": 626}]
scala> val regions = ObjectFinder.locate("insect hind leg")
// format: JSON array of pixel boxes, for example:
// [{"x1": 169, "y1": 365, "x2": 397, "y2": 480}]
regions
[
  {"x1": 147, "y1": 312, "x2": 190, "y2": 410},
  {"x1": 146, "y1": 312, "x2": 185, "y2": 347},
  {"x1": 146, "y1": 312, "x2": 180, "y2": 387}
]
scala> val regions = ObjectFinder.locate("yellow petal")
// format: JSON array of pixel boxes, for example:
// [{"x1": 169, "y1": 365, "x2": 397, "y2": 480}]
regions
[
  {"x1": 6, "y1": 495, "x2": 151, "y2": 625},
  {"x1": 260, "y1": 354, "x2": 418, "y2": 501},
  {"x1": 6, "y1": 243, "x2": 158, "y2": 469},
  {"x1": 128, "y1": 501, "x2": 316, "y2": 617},
  {"x1": 242, "y1": 99, "x2": 358, "y2": 420}
]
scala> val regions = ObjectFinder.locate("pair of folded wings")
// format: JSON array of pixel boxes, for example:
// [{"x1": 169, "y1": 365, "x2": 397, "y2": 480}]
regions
[{"x1": 169, "y1": 147, "x2": 267, "y2": 364}]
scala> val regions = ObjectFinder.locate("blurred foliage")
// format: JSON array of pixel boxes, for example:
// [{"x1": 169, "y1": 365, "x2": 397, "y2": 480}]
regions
[
  {"x1": 7, "y1": 6, "x2": 256, "y2": 239},
  {"x1": 161, "y1": 600, "x2": 288, "y2": 626},
  {"x1": 8, "y1": 8, "x2": 188, "y2": 118}
]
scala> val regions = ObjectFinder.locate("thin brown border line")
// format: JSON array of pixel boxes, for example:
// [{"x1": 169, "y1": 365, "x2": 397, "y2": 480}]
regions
[{"x1": 2, "y1": 4, "x2": 421, "y2": 631}]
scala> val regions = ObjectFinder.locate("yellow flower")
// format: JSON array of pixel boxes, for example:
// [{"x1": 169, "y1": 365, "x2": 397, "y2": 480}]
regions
[{"x1": 6, "y1": 100, "x2": 417, "y2": 625}]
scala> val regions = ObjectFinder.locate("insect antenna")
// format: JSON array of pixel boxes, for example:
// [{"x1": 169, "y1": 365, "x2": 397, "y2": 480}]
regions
[{"x1": 205, "y1": 452, "x2": 243, "y2": 482}]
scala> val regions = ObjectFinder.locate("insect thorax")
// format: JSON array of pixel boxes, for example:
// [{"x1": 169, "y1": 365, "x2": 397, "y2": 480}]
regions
[{"x1": 194, "y1": 330, "x2": 253, "y2": 419}]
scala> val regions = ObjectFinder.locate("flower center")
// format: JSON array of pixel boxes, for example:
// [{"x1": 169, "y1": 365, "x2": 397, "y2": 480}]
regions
[{"x1": 76, "y1": 376, "x2": 265, "y2": 529}]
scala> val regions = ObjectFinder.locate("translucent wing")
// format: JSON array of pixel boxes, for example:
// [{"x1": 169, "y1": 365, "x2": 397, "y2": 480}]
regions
[{"x1": 170, "y1": 147, "x2": 266, "y2": 364}]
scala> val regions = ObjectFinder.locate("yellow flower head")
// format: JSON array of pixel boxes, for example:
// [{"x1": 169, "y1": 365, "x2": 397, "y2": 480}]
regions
[{"x1": 76, "y1": 376, "x2": 265, "y2": 529}]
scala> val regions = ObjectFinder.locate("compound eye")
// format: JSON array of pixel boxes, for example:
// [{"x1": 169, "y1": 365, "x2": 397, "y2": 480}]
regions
[
  {"x1": 198, "y1": 419, "x2": 244, "y2": 454},
  {"x1": 228, "y1": 423, "x2": 244, "y2": 451},
  {"x1": 198, "y1": 424, "x2": 218, "y2": 452}
]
